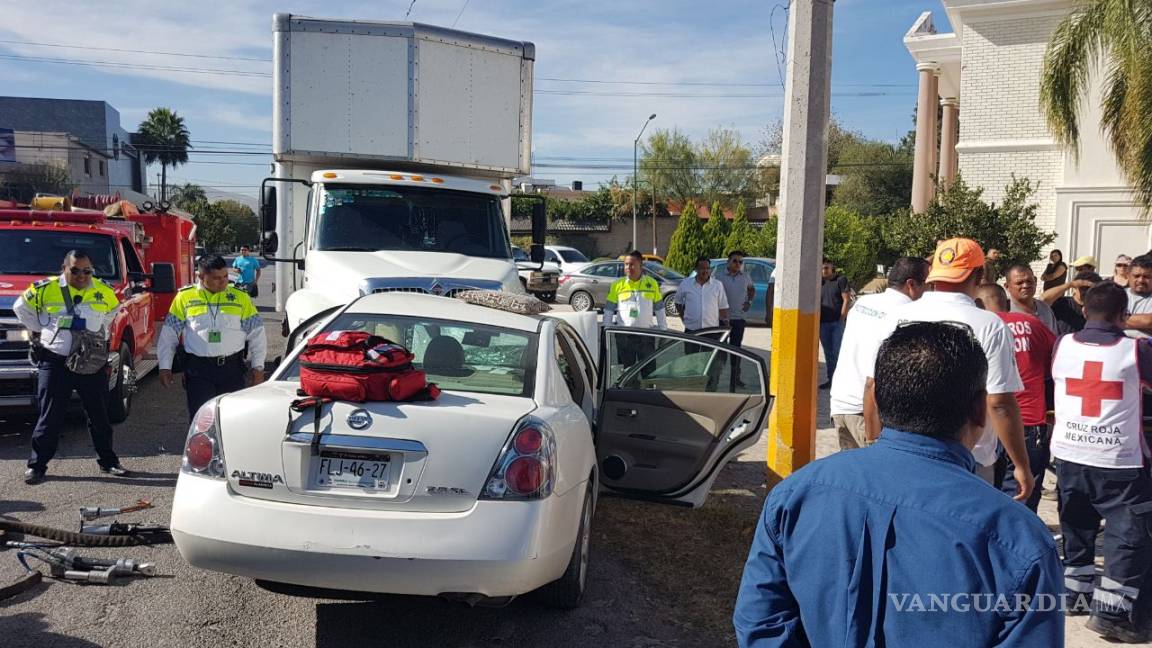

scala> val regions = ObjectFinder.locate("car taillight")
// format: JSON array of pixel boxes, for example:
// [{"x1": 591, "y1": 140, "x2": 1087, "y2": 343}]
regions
[
  {"x1": 481, "y1": 418, "x2": 555, "y2": 500},
  {"x1": 558, "y1": 274, "x2": 572, "y2": 285},
  {"x1": 181, "y1": 400, "x2": 226, "y2": 479}
]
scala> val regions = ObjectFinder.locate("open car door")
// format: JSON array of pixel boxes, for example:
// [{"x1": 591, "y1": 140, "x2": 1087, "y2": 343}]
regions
[{"x1": 595, "y1": 327, "x2": 771, "y2": 507}]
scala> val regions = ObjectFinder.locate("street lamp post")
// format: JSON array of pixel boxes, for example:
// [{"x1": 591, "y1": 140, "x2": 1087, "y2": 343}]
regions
[{"x1": 632, "y1": 113, "x2": 656, "y2": 252}]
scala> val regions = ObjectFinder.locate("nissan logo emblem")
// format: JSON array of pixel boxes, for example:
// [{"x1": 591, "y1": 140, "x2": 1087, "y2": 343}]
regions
[{"x1": 347, "y1": 409, "x2": 371, "y2": 430}]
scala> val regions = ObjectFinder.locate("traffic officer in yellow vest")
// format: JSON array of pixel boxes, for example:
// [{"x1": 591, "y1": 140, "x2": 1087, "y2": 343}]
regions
[
  {"x1": 157, "y1": 255, "x2": 267, "y2": 419},
  {"x1": 604, "y1": 250, "x2": 667, "y2": 372},
  {"x1": 1050, "y1": 281, "x2": 1152, "y2": 642},
  {"x1": 13, "y1": 250, "x2": 130, "y2": 484}
]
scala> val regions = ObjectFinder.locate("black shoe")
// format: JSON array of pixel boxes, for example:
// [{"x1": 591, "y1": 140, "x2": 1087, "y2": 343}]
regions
[
  {"x1": 100, "y1": 465, "x2": 132, "y2": 477},
  {"x1": 1086, "y1": 615, "x2": 1148, "y2": 643},
  {"x1": 23, "y1": 468, "x2": 45, "y2": 485}
]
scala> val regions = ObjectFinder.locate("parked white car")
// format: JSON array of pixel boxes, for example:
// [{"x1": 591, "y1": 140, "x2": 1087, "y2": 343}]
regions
[
  {"x1": 170, "y1": 292, "x2": 769, "y2": 608},
  {"x1": 543, "y1": 245, "x2": 591, "y2": 275}
]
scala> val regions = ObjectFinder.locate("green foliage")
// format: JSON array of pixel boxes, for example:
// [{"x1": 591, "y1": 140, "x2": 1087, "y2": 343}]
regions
[
  {"x1": 823, "y1": 206, "x2": 881, "y2": 288},
  {"x1": 169, "y1": 183, "x2": 207, "y2": 212},
  {"x1": 884, "y1": 176, "x2": 1056, "y2": 273},
  {"x1": 701, "y1": 201, "x2": 730, "y2": 258},
  {"x1": 639, "y1": 129, "x2": 697, "y2": 205},
  {"x1": 213, "y1": 200, "x2": 259, "y2": 246},
  {"x1": 0, "y1": 163, "x2": 73, "y2": 202},
  {"x1": 760, "y1": 214, "x2": 778, "y2": 259},
  {"x1": 724, "y1": 201, "x2": 761, "y2": 256},
  {"x1": 135, "y1": 107, "x2": 191, "y2": 202},
  {"x1": 194, "y1": 207, "x2": 233, "y2": 253},
  {"x1": 664, "y1": 200, "x2": 708, "y2": 273},
  {"x1": 1041, "y1": 0, "x2": 1152, "y2": 215},
  {"x1": 697, "y1": 128, "x2": 758, "y2": 207},
  {"x1": 831, "y1": 139, "x2": 913, "y2": 216}
]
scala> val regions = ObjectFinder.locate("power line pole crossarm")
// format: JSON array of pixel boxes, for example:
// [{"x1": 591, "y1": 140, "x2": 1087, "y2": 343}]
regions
[{"x1": 769, "y1": 0, "x2": 834, "y2": 477}]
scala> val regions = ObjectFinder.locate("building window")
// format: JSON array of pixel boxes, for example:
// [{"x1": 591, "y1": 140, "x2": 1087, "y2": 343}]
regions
[
  {"x1": 83, "y1": 156, "x2": 91, "y2": 176},
  {"x1": 99, "y1": 160, "x2": 106, "y2": 177}
]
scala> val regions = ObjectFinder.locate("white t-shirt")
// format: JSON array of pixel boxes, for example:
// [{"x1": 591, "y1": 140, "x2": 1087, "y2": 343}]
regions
[
  {"x1": 830, "y1": 289, "x2": 912, "y2": 416},
  {"x1": 867, "y1": 291, "x2": 1024, "y2": 466},
  {"x1": 675, "y1": 277, "x2": 729, "y2": 330}
]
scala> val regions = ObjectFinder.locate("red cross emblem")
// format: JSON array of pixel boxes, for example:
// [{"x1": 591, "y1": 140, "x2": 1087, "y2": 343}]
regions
[{"x1": 1066, "y1": 361, "x2": 1124, "y2": 417}]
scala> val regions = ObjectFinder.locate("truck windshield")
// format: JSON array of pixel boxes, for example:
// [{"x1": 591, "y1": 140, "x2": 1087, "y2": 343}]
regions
[
  {"x1": 0, "y1": 231, "x2": 120, "y2": 280},
  {"x1": 314, "y1": 184, "x2": 512, "y2": 259}
]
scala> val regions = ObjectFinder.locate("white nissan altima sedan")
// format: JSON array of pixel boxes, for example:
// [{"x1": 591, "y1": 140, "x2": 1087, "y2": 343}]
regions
[{"x1": 170, "y1": 292, "x2": 770, "y2": 608}]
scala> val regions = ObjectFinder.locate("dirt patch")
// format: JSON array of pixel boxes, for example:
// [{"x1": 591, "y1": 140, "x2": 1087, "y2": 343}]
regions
[{"x1": 593, "y1": 460, "x2": 783, "y2": 645}]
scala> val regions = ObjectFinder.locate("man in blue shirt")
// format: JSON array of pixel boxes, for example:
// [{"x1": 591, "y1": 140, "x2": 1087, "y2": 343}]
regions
[
  {"x1": 231, "y1": 246, "x2": 262, "y2": 297},
  {"x1": 734, "y1": 322, "x2": 1063, "y2": 647}
]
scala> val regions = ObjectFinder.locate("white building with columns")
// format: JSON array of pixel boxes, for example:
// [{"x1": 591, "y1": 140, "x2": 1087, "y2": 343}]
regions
[{"x1": 904, "y1": 0, "x2": 1146, "y2": 266}]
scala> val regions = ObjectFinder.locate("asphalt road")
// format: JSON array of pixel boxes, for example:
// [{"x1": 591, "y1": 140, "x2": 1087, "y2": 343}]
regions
[{"x1": 0, "y1": 274, "x2": 733, "y2": 648}]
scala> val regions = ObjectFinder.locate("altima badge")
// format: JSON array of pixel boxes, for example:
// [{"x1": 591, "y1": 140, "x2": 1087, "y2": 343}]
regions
[{"x1": 347, "y1": 408, "x2": 371, "y2": 430}]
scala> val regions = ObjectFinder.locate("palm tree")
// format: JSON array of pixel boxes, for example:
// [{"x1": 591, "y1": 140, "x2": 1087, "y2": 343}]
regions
[
  {"x1": 135, "y1": 108, "x2": 191, "y2": 202},
  {"x1": 1040, "y1": 1, "x2": 1152, "y2": 214},
  {"x1": 169, "y1": 183, "x2": 208, "y2": 212}
]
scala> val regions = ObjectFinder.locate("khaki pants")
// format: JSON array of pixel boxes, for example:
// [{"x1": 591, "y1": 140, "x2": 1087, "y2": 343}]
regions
[{"x1": 833, "y1": 414, "x2": 869, "y2": 450}]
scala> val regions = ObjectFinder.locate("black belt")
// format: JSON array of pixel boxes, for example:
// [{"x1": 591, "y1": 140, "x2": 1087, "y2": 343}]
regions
[{"x1": 186, "y1": 351, "x2": 244, "y2": 367}]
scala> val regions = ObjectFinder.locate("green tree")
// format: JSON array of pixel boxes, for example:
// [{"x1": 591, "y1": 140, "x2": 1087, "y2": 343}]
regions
[
  {"x1": 831, "y1": 139, "x2": 914, "y2": 216},
  {"x1": 213, "y1": 199, "x2": 259, "y2": 247},
  {"x1": 639, "y1": 128, "x2": 697, "y2": 204},
  {"x1": 760, "y1": 214, "x2": 779, "y2": 259},
  {"x1": 1041, "y1": 0, "x2": 1152, "y2": 214},
  {"x1": 169, "y1": 183, "x2": 207, "y2": 212},
  {"x1": 697, "y1": 128, "x2": 757, "y2": 207},
  {"x1": 135, "y1": 107, "x2": 191, "y2": 202},
  {"x1": 0, "y1": 163, "x2": 72, "y2": 203},
  {"x1": 884, "y1": 176, "x2": 1056, "y2": 270},
  {"x1": 823, "y1": 206, "x2": 881, "y2": 288},
  {"x1": 194, "y1": 205, "x2": 233, "y2": 253},
  {"x1": 701, "y1": 200, "x2": 730, "y2": 258},
  {"x1": 664, "y1": 200, "x2": 707, "y2": 273},
  {"x1": 724, "y1": 201, "x2": 761, "y2": 256}
]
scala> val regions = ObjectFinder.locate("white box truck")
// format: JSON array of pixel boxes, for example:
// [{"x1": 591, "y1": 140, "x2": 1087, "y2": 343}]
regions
[{"x1": 260, "y1": 15, "x2": 544, "y2": 332}]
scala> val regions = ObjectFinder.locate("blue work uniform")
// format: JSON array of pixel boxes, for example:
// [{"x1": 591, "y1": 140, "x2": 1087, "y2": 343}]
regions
[{"x1": 734, "y1": 428, "x2": 1064, "y2": 648}]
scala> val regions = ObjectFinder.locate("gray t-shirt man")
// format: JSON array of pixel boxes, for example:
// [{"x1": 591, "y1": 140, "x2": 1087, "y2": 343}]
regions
[
  {"x1": 1009, "y1": 298, "x2": 1058, "y2": 334},
  {"x1": 716, "y1": 270, "x2": 755, "y2": 321},
  {"x1": 1127, "y1": 288, "x2": 1152, "y2": 339}
]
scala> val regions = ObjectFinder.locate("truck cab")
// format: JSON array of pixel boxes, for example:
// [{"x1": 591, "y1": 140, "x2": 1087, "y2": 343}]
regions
[{"x1": 0, "y1": 200, "x2": 191, "y2": 422}]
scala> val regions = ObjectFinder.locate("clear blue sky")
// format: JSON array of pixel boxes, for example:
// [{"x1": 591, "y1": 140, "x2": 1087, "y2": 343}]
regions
[{"x1": 0, "y1": 0, "x2": 948, "y2": 199}]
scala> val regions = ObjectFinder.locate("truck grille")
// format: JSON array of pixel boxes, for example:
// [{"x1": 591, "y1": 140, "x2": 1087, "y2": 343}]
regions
[
  {"x1": 0, "y1": 314, "x2": 30, "y2": 365},
  {"x1": 0, "y1": 377, "x2": 33, "y2": 398},
  {"x1": 357, "y1": 277, "x2": 505, "y2": 298}
]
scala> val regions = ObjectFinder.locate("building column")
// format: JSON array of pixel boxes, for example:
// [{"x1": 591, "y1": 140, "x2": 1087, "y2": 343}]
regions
[
  {"x1": 938, "y1": 98, "x2": 959, "y2": 188},
  {"x1": 911, "y1": 62, "x2": 939, "y2": 213}
]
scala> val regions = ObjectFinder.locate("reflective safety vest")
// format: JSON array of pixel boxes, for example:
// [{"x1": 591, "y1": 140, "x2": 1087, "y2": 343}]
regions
[
  {"x1": 1051, "y1": 336, "x2": 1147, "y2": 468},
  {"x1": 606, "y1": 275, "x2": 662, "y2": 328},
  {"x1": 163, "y1": 284, "x2": 261, "y2": 359},
  {"x1": 14, "y1": 275, "x2": 119, "y2": 356}
]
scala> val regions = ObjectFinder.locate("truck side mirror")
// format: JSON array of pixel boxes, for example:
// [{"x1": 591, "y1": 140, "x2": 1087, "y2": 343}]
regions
[
  {"x1": 150, "y1": 262, "x2": 177, "y2": 294},
  {"x1": 262, "y1": 232, "x2": 279, "y2": 257},
  {"x1": 260, "y1": 185, "x2": 277, "y2": 233},
  {"x1": 530, "y1": 200, "x2": 547, "y2": 264}
]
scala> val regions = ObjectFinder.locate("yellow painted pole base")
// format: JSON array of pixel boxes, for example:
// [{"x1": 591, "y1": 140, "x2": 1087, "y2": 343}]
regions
[{"x1": 768, "y1": 307, "x2": 820, "y2": 477}]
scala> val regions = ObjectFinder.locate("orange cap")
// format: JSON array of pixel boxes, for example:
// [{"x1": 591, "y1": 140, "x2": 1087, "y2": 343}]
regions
[{"x1": 926, "y1": 238, "x2": 986, "y2": 283}]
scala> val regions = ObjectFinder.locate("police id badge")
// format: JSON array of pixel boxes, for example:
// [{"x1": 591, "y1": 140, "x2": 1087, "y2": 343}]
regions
[{"x1": 208, "y1": 330, "x2": 222, "y2": 343}]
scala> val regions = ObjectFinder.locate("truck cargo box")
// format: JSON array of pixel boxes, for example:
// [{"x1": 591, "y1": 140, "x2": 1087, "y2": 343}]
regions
[{"x1": 273, "y1": 15, "x2": 533, "y2": 178}]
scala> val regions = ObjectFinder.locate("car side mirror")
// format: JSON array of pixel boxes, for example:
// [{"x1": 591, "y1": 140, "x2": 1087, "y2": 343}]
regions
[{"x1": 149, "y1": 263, "x2": 177, "y2": 294}]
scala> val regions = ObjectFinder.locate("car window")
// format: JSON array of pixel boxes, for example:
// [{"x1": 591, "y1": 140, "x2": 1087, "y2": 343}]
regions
[
  {"x1": 512, "y1": 247, "x2": 528, "y2": 262},
  {"x1": 746, "y1": 262, "x2": 772, "y2": 283},
  {"x1": 559, "y1": 249, "x2": 589, "y2": 263},
  {"x1": 606, "y1": 333, "x2": 762, "y2": 395},
  {"x1": 281, "y1": 314, "x2": 538, "y2": 397},
  {"x1": 554, "y1": 332, "x2": 584, "y2": 404},
  {"x1": 586, "y1": 263, "x2": 620, "y2": 278},
  {"x1": 643, "y1": 262, "x2": 684, "y2": 281},
  {"x1": 545, "y1": 250, "x2": 560, "y2": 263}
]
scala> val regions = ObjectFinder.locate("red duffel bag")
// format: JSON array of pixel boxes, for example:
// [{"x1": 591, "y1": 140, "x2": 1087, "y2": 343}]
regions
[{"x1": 298, "y1": 331, "x2": 440, "y2": 402}]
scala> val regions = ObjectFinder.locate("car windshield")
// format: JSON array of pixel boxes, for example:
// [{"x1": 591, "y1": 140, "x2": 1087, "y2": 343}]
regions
[
  {"x1": 557, "y1": 248, "x2": 588, "y2": 263},
  {"x1": 313, "y1": 184, "x2": 512, "y2": 259},
  {"x1": 0, "y1": 231, "x2": 119, "y2": 280},
  {"x1": 511, "y1": 246, "x2": 528, "y2": 262},
  {"x1": 644, "y1": 262, "x2": 683, "y2": 281},
  {"x1": 282, "y1": 313, "x2": 537, "y2": 397}
]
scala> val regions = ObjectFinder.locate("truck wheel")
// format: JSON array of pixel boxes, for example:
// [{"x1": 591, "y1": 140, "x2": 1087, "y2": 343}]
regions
[
  {"x1": 106, "y1": 342, "x2": 133, "y2": 423},
  {"x1": 537, "y1": 487, "x2": 592, "y2": 609},
  {"x1": 569, "y1": 290, "x2": 595, "y2": 312}
]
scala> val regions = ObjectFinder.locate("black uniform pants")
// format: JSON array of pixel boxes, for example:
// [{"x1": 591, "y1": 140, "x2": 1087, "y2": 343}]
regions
[
  {"x1": 29, "y1": 353, "x2": 119, "y2": 472},
  {"x1": 1056, "y1": 459, "x2": 1152, "y2": 623},
  {"x1": 994, "y1": 425, "x2": 1050, "y2": 512},
  {"x1": 184, "y1": 353, "x2": 247, "y2": 420}
]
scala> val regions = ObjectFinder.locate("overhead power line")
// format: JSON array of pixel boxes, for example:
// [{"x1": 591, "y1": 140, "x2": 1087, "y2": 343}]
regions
[
  {"x1": 0, "y1": 54, "x2": 270, "y2": 77},
  {"x1": 0, "y1": 38, "x2": 269, "y2": 62}
]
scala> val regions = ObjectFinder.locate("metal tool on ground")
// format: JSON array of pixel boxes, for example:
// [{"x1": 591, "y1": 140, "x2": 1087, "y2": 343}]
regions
[
  {"x1": 79, "y1": 499, "x2": 153, "y2": 521},
  {"x1": 1, "y1": 516, "x2": 172, "y2": 546},
  {"x1": 78, "y1": 521, "x2": 173, "y2": 544},
  {"x1": 14, "y1": 545, "x2": 156, "y2": 585}
]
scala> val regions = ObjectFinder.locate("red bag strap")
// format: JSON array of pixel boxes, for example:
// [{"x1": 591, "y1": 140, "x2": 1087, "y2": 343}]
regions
[{"x1": 289, "y1": 395, "x2": 332, "y2": 455}]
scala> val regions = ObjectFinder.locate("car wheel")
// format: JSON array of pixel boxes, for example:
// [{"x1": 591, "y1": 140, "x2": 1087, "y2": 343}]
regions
[
  {"x1": 538, "y1": 487, "x2": 593, "y2": 609},
  {"x1": 663, "y1": 293, "x2": 677, "y2": 317},
  {"x1": 569, "y1": 290, "x2": 595, "y2": 312},
  {"x1": 106, "y1": 342, "x2": 133, "y2": 423}
]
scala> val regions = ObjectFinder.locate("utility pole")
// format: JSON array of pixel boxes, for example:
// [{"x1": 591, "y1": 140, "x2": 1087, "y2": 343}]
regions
[
  {"x1": 768, "y1": 0, "x2": 834, "y2": 476},
  {"x1": 632, "y1": 113, "x2": 656, "y2": 252}
]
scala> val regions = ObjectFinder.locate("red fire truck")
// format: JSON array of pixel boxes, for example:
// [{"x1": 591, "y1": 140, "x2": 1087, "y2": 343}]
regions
[{"x1": 0, "y1": 196, "x2": 196, "y2": 422}]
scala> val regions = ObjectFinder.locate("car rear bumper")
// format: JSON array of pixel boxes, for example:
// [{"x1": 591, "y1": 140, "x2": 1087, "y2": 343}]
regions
[{"x1": 171, "y1": 473, "x2": 583, "y2": 597}]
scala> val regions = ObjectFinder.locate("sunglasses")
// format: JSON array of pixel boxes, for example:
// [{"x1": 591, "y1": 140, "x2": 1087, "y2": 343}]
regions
[
  {"x1": 1117, "y1": 263, "x2": 1130, "y2": 268},
  {"x1": 69, "y1": 267, "x2": 95, "y2": 276}
]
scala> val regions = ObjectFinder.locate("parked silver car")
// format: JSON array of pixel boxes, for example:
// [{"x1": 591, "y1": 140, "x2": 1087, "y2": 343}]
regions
[{"x1": 557, "y1": 260, "x2": 683, "y2": 315}]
